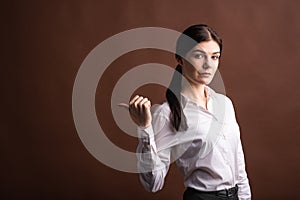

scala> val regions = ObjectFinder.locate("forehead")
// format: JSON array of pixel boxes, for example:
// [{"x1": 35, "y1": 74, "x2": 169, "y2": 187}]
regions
[{"x1": 191, "y1": 40, "x2": 220, "y2": 54}]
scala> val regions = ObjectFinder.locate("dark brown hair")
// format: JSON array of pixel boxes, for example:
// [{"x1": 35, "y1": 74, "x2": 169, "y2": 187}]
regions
[{"x1": 166, "y1": 24, "x2": 222, "y2": 131}]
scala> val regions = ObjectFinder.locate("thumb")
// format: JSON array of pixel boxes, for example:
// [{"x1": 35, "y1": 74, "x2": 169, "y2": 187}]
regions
[{"x1": 117, "y1": 103, "x2": 129, "y2": 110}]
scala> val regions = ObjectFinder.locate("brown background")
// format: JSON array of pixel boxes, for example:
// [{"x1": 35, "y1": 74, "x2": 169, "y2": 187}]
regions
[{"x1": 2, "y1": 0, "x2": 300, "y2": 199}]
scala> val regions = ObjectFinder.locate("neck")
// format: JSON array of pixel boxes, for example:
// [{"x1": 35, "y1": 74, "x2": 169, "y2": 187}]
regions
[{"x1": 181, "y1": 80, "x2": 208, "y2": 102}]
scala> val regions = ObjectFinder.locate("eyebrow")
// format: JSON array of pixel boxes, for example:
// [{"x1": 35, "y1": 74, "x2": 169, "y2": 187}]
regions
[{"x1": 192, "y1": 49, "x2": 221, "y2": 54}]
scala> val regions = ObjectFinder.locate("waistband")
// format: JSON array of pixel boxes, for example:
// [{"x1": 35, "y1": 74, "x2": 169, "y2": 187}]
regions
[{"x1": 186, "y1": 184, "x2": 239, "y2": 197}]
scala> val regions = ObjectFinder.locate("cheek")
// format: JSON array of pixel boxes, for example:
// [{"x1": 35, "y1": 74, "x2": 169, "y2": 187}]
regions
[
  {"x1": 207, "y1": 59, "x2": 219, "y2": 70},
  {"x1": 184, "y1": 63, "x2": 200, "y2": 75},
  {"x1": 212, "y1": 62, "x2": 219, "y2": 70},
  {"x1": 214, "y1": 60, "x2": 220, "y2": 66},
  {"x1": 184, "y1": 59, "x2": 204, "y2": 71}
]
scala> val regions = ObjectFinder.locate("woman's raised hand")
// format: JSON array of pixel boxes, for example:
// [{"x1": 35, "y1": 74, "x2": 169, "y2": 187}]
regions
[{"x1": 118, "y1": 95, "x2": 152, "y2": 128}]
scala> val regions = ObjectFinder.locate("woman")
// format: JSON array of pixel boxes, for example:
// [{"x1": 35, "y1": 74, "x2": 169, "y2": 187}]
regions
[{"x1": 124, "y1": 24, "x2": 251, "y2": 200}]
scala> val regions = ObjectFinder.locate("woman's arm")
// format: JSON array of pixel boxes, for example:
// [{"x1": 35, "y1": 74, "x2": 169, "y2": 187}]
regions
[
  {"x1": 136, "y1": 103, "x2": 173, "y2": 192},
  {"x1": 226, "y1": 97, "x2": 251, "y2": 199},
  {"x1": 236, "y1": 137, "x2": 251, "y2": 199},
  {"x1": 136, "y1": 117, "x2": 172, "y2": 192},
  {"x1": 119, "y1": 95, "x2": 172, "y2": 192}
]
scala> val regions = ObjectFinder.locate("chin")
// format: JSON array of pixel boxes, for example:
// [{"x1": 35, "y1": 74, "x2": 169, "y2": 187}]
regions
[{"x1": 198, "y1": 78, "x2": 212, "y2": 85}]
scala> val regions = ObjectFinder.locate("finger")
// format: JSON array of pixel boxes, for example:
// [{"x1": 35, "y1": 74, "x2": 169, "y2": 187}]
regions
[
  {"x1": 138, "y1": 98, "x2": 149, "y2": 113},
  {"x1": 144, "y1": 100, "x2": 151, "y2": 109},
  {"x1": 141, "y1": 101, "x2": 151, "y2": 113},
  {"x1": 138, "y1": 98, "x2": 149, "y2": 110},
  {"x1": 129, "y1": 95, "x2": 140, "y2": 105},
  {"x1": 117, "y1": 103, "x2": 129, "y2": 110},
  {"x1": 133, "y1": 96, "x2": 144, "y2": 108}
]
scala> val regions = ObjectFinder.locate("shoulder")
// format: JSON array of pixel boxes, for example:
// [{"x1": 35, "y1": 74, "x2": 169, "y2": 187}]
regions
[
  {"x1": 208, "y1": 87, "x2": 233, "y2": 108},
  {"x1": 151, "y1": 101, "x2": 170, "y2": 118},
  {"x1": 217, "y1": 93, "x2": 234, "y2": 108},
  {"x1": 219, "y1": 94, "x2": 237, "y2": 122},
  {"x1": 208, "y1": 87, "x2": 237, "y2": 122},
  {"x1": 150, "y1": 102, "x2": 172, "y2": 134}
]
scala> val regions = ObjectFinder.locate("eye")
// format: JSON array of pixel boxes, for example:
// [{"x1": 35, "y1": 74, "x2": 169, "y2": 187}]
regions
[
  {"x1": 211, "y1": 55, "x2": 220, "y2": 60},
  {"x1": 194, "y1": 54, "x2": 205, "y2": 59}
]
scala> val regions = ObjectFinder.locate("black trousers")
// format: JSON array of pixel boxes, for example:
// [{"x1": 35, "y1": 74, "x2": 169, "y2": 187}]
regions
[{"x1": 183, "y1": 185, "x2": 239, "y2": 200}]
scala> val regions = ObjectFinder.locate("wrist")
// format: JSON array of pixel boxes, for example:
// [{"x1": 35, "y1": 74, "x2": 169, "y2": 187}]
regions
[{"x1": 139, "y1": 124, "x2": 151, "y2": 130}]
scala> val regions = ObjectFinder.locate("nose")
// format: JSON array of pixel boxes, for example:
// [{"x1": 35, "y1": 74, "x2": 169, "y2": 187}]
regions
[{"x1": 203, "y1": 56, "x2": 213, "y2": 69}]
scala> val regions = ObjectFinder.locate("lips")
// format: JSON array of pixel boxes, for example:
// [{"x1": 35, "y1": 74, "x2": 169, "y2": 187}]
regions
[{"x1": 198, "y1": 72, "x2": 211, "y2": 76}]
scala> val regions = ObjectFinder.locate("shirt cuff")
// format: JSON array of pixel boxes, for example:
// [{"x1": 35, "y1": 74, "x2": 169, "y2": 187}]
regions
[{"x1": 137, "y1": 125, "x2": 157, "y2": 153}]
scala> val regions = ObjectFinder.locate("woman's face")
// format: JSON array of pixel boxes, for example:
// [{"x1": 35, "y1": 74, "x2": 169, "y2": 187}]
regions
[{"x1": 178, "y1": 40, "x2": 221, "y2": 86}]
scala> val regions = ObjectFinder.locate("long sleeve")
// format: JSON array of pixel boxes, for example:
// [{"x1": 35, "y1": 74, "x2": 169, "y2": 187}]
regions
[
  {"x1": 227, "y1": 97, "x2": 251, "y2": 199},
  {"x1": 136, "y1": 106, "x2": 172, "y2": 192},
  {"x1": 236, "y1": 138, "x2": 251, "y2": 199}
]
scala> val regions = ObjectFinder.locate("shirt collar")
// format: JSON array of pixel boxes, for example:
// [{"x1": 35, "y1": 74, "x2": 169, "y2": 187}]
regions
[{"x1": 180, "y1": 85, "x2": 215, "y2": 109}]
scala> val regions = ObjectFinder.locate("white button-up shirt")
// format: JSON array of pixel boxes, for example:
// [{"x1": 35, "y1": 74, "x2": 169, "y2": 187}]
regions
[{"x1": 137, "y1": 86, "x2": 251, "y2": 200}]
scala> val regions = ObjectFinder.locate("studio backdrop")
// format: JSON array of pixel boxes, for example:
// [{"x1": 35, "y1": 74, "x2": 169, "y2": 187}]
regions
[{"x1": 2, "y1": 0, "x2": 300, "y2": 200}]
